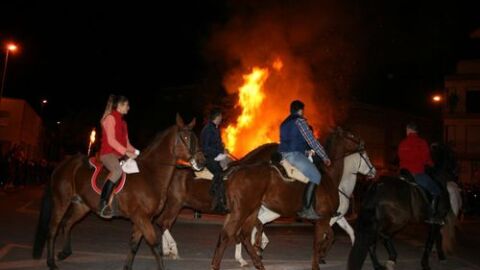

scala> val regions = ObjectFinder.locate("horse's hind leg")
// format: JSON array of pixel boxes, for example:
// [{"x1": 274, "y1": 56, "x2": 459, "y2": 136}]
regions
[
  {"x1": 46, "y1": 200, "x2": 71, "y2": 269},
  {"x1": 57, "y1": 202, "x2": 90, "y2": 261},
  {"x1": 211, "y1": 213, "x2": 263, "y2": 270},
  {"x1": 123, "y1": 225, "x2": 143, "y2": 270}
]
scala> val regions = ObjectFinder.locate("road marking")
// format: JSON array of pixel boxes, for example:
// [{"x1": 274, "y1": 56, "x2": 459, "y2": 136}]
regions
[{"x1": 16, "y1": 201, "x2": 39, "y2": 215}]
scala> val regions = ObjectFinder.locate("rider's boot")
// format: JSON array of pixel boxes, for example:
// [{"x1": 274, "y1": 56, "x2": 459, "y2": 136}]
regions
[
  {"x1": 297, "y1": 182, "x2": 322, "y2": 220},
  {"x1": 211, "y1": 175, "x2": 230, "y2": 214},
  {"x1": 425, "y1": 196, "x2": 444, "y2": 225},
  {"x1": 98, "y1": 180, "x2": 115, "y2": 219}
]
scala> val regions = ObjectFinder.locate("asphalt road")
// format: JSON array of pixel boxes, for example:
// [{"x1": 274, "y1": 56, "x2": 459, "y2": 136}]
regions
[{"x1": 1, "y1": 185, "x2": 479, "y2": 270}]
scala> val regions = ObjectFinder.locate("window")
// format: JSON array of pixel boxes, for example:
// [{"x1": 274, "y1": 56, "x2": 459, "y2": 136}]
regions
[
  {"x1": 466, "y1": 90, "x2": 480, "y2": 113},
  {"x1": 0, "y1": 111, "x2": 10, "y2": 127}
]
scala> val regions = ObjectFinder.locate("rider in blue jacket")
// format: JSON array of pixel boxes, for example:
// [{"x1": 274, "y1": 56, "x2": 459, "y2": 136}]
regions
[{"x1": 279, "y1": 100, "x2": 331, "y2": 220}]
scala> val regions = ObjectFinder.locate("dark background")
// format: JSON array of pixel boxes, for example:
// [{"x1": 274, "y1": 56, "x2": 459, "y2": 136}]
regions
[{"x1": 1, "y1": 0, "x2": 479, "y2": 153}]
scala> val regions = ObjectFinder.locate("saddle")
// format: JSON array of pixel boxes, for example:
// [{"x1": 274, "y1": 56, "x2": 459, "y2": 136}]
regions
[
  {"x1": 271, "y1": 156, "x2": 310, "y2": 184},
  {"x1": 88, "y1": 157, "x2": 127, "y2": 195},
  {"x1": 194, "y1": 155, "x2": 310, "y2": 184}
]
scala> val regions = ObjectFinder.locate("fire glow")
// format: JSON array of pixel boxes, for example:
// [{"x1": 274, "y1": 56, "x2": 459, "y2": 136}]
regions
[{"x1": 223, "y1": 67, "x2": 270, "y2": 156}]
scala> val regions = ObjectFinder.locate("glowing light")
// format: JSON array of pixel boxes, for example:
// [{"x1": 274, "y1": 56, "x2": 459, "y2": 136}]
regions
[{"x1": 7, "y1": 44, "x2": 17, "y2": 52}]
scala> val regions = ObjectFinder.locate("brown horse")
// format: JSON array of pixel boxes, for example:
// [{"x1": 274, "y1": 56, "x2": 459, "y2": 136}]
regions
[
  {"x1": 156, "y1": 143, "x2": 277, "y2": 262},
  {"x1": 32, "y1": 114, "x2": 206, "y2": 270},
  {"x1": 210, "y1": 128, "x2": 365, "y2": 270}
]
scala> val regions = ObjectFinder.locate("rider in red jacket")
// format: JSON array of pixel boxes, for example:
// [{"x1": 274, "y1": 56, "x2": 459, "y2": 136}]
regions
[
  {"x1": 98, "y1": 95, "x2": 138, "y2": 219},
  {"x1": 398, "y1": 122, "x2": 442, "y2": 224}
]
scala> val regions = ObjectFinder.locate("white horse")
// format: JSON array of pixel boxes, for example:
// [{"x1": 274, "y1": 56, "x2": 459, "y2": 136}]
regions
[{"x1": 234, "y1": 150, "x2": 376, "y2": 266}]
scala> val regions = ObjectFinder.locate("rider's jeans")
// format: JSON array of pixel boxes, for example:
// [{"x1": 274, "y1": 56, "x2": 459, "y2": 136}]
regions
[
  {"x1": 414, "y1": 173, "x2": 441, "y2": 197},
  {"x1": 281, "y1": 151, "x2": 321, "y2": 185}
]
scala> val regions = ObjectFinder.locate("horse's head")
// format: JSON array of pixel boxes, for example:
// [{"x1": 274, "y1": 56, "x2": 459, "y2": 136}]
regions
[
  {"x1": 327, "y1": 127, "x2": 365, "y2": 157},
  {"x1": 173, "y1": 114, "x2": 206, "y2": 171},
  {"x1": 353, "y1": 151, "x2": 376, "y2": 179}
]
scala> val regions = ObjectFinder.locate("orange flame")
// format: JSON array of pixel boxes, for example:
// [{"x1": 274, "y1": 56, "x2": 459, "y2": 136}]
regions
[
  {"x1": 223, "y1": 67, "x2": 270, "y2": 156},
  {"x1": 222, "y1": 57, "x2": 333, "y2": 157}
]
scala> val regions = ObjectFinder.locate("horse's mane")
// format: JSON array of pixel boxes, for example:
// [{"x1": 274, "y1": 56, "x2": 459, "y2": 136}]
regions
[
  {"x1": 324, "y1": 130, "x2": 339, "y2": 156},
  {"x1": 139, "y1": 125, "x2": 176, "y2": 160}
]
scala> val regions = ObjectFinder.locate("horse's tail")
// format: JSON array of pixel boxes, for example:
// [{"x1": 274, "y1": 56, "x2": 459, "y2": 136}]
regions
[
  {"x1": 347, "y1": 183, "x2": 379, "y2": 270},
  {"x1": 441, "y1": 209, "x2": 457, "y2": 254},
  {"x1": 33, "y1": 182, "x2": 53, "y2": 259}
]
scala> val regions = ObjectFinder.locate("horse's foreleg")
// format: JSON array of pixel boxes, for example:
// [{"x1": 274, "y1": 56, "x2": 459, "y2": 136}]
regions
[
  {"x1": 336, "y1": 216, "x2": 355, "y2": 245},
  {"x1": 434, "y1": 225, "x2": 446, "y2": 261},
  {"x1": 421, "y1": 224, "x2": 439, "y2": 270},
  {"x1": 313, "y1": 221, "x2": 332, "y2": 270},
  {"x1": 162, "y1": 229, "x2": 179, "y2": 259},
  {"x1": 133, "y1": 215, "x2": 164, "y2": 270},
  {"x1": 383, "y1": 237, "x2": 397, "y2": 270},
  {"x1": 234, "y1": 243, "x2": 249, "y2": 267},
  {"x1": 57, "y1": 203, "x2": 90, "y2": 261},
  {"x1": 123, "y1": 225, "x2": 143, "y2": 270},
  {"x1": 47, "y1": 200, "x2": 71, "y2": 270},
  {"x1": 156, "y1": 197, "x2": 182, "y2": 258},
  {"x1": 368, "y1": 241, "x2": 386, "y2": 270},
  {"x1": 312, "y1": 224, "x2": 334, "y2": 269}
]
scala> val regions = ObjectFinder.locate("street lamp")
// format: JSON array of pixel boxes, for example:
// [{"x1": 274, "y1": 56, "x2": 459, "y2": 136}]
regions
[
  {"x1": 432, "y1": 94, "x2": 443, "y2": 103},
  {"x1": 0, "y1": 43, "x2": 18, "y2": 105}
]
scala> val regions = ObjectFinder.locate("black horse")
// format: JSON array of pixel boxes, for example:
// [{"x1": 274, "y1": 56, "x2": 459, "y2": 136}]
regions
[{"x1": 347, "y1": 142, "x2": 458, "y2": 270}]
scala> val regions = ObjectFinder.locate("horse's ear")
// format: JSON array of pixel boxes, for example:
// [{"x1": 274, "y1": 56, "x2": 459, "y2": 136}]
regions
[
  {"x1": 187, "y1": 118, "x2": 196, "y2": 129},
  {"x1": 176, "y1": 113, "x2": 185, "y2": 128}
]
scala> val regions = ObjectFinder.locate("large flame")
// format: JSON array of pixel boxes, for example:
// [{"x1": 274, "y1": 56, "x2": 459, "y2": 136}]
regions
[
  {"x1": 222, "y1": 57, "x2": 333, "y2": 158},
  {"x1": 223, "y1": 67, "x2": 270, "y2": 156}
]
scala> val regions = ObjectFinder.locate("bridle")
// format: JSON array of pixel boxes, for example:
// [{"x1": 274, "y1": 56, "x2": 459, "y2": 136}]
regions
[
  {"x1": 155, "y1": 128, "x2": 203, "y2": 171},
  {"x1": 174, "y1": 128, "x2": 204, "y2": 171}
]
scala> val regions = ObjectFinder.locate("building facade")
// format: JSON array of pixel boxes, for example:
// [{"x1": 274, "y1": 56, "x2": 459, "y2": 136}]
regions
[
  {"x1": 0, "y1": 98, "x2": 43, "y2": 159},
  {"x1": 444, "y1": 60, "x2": 480, "y2": 184}
]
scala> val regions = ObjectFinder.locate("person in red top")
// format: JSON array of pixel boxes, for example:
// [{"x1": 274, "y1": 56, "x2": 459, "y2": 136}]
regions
[
  {"x1": 98, "y1": 95, "x2": 138, "y2": 219},
  {"x1": 398, "y1": 122, "x2": 442, "y2": 224}
]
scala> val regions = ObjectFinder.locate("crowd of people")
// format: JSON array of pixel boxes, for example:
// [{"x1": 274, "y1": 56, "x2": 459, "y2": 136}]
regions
[{"x1": 0, "y1": 145, "x2": 54, "y2": 191}]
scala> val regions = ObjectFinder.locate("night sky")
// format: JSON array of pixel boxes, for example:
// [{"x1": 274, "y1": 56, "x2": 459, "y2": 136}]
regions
[{"x1": 1, "y1": 1, "x2": 479, "y2": 151}]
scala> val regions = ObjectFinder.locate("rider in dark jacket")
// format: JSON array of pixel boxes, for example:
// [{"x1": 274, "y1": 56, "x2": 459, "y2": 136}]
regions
[{"x1": 200, "y1": 108, "x2": 229, "y2": 213}]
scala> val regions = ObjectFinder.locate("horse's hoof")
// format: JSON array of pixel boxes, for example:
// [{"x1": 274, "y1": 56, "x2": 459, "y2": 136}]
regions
[
  {"x1": 421, "y1": 264, "x2": 431, "y2": 270},
  {"x1": 47, "y1": 258, "x2": 58, "y2": 270},
  {"x1": 438, "y1": 254, "x2": 447, "y2": 261},
  {"x1": 385, "y1": 260, "x2": 395, "y2": 270},
  {"x1": 57, "y1": 250, "x2": 72, "y2": 261}
]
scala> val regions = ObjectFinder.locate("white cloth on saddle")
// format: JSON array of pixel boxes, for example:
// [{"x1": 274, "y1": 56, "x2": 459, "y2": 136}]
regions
[
  {"x1": 194, "y1": 168, "x2": 215, "y2": 180},
  {"x1": 278, "y1": 159, "x2": 310, "y2": 184},
  {"x1": 214, "y1": 153, "x2": 228, "y2": 161},
  {"x1": 121, "y1": 158, "x2": 140, "y2": 174}
]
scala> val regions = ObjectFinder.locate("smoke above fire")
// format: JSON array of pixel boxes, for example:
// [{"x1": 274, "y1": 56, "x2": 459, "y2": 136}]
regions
[{"x1": 207, "y1": 1, "x2": 364, "y2": 157}]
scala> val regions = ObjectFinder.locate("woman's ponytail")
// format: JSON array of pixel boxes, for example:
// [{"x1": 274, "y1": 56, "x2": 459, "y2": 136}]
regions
[{"x1": 101, "y1": 94, "x2": 116, "y2": 123}]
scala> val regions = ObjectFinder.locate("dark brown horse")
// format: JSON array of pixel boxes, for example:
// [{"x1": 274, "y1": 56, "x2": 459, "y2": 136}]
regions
[
  {"x1": 210, "y1": 128, "x2": 365, "y2": 270},
  {"x1": 32, "y1": 115, "x2": 206, "y2": 270}
]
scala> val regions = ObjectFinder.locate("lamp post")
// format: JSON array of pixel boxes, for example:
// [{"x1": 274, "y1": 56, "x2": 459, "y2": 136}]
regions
[{"x1": 0, "y1": 43, "x2": 18, "y2": 105}]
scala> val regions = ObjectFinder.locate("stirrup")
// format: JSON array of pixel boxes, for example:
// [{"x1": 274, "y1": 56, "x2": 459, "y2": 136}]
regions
[
  {"x1": 98, "y1": 203, "x2": 113, "y2": 219},
  {"x1": 297, "y1": 207, "x2": 321, "y2": 220}
]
